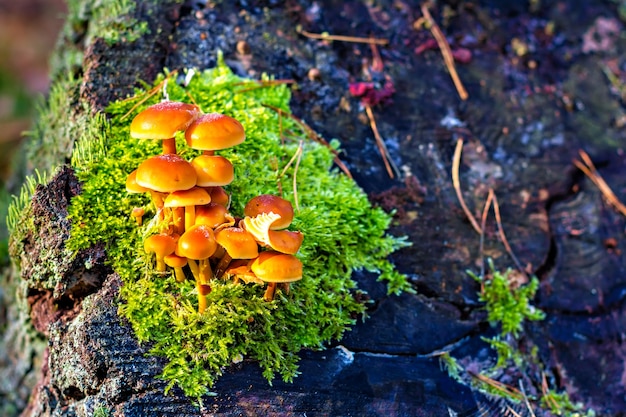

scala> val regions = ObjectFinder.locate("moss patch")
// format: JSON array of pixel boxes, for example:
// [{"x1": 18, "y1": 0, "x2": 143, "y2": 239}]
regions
[{"x1": 65, "y1": 63, "x2": 409, "y2": 398}]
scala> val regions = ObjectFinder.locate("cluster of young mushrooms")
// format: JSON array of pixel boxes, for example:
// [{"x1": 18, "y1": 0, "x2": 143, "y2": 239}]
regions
[{"x1": 125, "y1": 101, "x2": 304, "y2": 313}]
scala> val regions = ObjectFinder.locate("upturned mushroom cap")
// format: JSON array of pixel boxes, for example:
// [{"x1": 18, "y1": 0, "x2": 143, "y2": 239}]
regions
[
  {"x1": 249, "y1": 251, "x2": 303, "y2": 283},
  {"x1": 215, "y1": 227, "x2": 259, "y2": 259},
  {"x1": 176, "y1": 224, "x2": 217, "y2": 260},
  {"x1": 185, "y1": 113, "x2": 245, "y2": 151},
  {"x1": 136, "y1": 154, "x2": 197, "y2": 193},
  {"x1": 191, "y1": 155, "x2": 234, "y2": 187},
  {"x1": 164, "y1": 187, "x2": 211, "y2": 208},
  {"x1": 244, "y1": 194, "x2": 294, "y2": 230},
  {"x1": 130, "y1": 101, "x2": 200, "y2": 140}
]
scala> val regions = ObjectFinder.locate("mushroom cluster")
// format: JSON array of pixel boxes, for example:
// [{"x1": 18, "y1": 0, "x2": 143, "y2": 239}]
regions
[{"x1": 125, "y1": 101, "x2": 304, "y2": 312}]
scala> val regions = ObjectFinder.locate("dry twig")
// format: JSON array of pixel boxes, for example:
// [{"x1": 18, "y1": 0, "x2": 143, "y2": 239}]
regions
[
  {"x1": 469, "y1": 370, "x2": 524, "y2": 400},
  {"x1": 573, "y1": 149, "x2": 626, "y2": 216},
  {"x1": 262, "y1": 103, "x2": 353, "y2": 178},
  {"x1": 419, "y1": 3, "x2": 468, "y2": 100},
  {"x1": 120, "y1": 70, "x2": 179, "y2": 120},
  {"x1": 492, "y1": 192, "x2": 527, "y2": 276},
  {"x1": 364, "y1": 103, "x2": 399, "y2": 178},
  {"x1": 479, "y1": 189, "x2": 495, "y2": 282},
  {"x1": 452, "y1": 138, "x2": 482, "y2": 234},
  {"x1": 297, "y1": 27, "x2": 388, "y2": 45},
  {"x1": 279, "y1": 141, "x2": 304, "y2": 212}
]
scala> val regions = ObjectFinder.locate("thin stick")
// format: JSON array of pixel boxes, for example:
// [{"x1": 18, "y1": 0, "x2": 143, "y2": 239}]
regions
[
  {"x1": 479, "y1": 189, "x2": 494, "y2": 285},
  {"x1": 121, "y1": 70, "x2": 179, "y2": 120},
  {"x1": 262, "y1": 103, "x2": 353, "y2": 178},
  {"x1": 420, "y1": 4, "x2": 468, "y2": 100},
  {"x1": 297, "y1": 28, "x2": 388, "y2": 45},
  {"x1": 468, "y1": 370, "x2": 523, "y2": 400},
  {"x1": 452, "y1": 138, "x2": 482, "y2": 234},
  {"x1": 519, "y1": 380, "x2": 537, "y2": 417},
  {"x1": 293, "y1": 142, "x2": 303, "y2": 212},
  {"x1": 573, "y1": 150, "x2": 626, "y2": 216},
  {"x1": 364, "y1": 103, "x2": 399, "y2": 178},
  {"x1": 492, "y1": 192, "x2": 526, "y2": 275}
]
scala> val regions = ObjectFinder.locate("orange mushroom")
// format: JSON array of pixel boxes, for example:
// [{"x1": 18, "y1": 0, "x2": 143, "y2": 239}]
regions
[
  {"x1": 144, "y1": 234, "x2": 177, "y2": 272},
  {"x1": 135, "y1": 153, "x2": 197, "y2": 223},
  {"x1": 164, "y1": 186, "x2": 211, "y2": 233},
  {"x1": 130, "y1": 101, "x2": 201, "y2": 154},
  {"x1": 242, "y1": 212, "x2": 303, "y2": 254},
  {"x1": 214, "y1": 227, "x2": 259, "y2": 278},
  {"x1": 176, "y1": 224, "x2": 218, "y2": 313},
  {"x1": 208, "y1": 186, "x2": 230, "y2": 208},
  {"x1": 191, "y1": 155, "x2": 235, "y2": 187},
  {"x1": 195, "y1": 203, "x2": 229, "y2": 228},
  {"x1": 249, "y1": 251, "x2": 303, "y2": 301},
  {"x1": 185, "y1": 112, "x2": 246, "y2": 155},
  {"x1": 164, "y1": 253, "x2": 188, "y2": 282}
]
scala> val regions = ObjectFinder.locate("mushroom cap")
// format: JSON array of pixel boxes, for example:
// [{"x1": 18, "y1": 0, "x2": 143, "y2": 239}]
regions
[
  {"x1": 136, "y1": 153, "x2": 197, "y2": 193},
  {"x1": 185, "y1": 113, "x2": 245, "y2": 151},
  {"x1": 126, "y1": 169, "x2": 150, "y2": 193},
  {"x1": 130, "y1": 101, "x2": 201, "y2": 139},
  {"x1": 176, "y1": 224, "x2": 217, "y2": 260},
  {"x1": 195, "y1": 203, "x2": 228, "y2": 228},
  {"x1": 208, "y1": 186, "x2": 230, "y2": 208},
  {"x1": 191, "y1": 155, "x2": 234, "y2": 187},
  {"x1": 224, "y1": 259, "x2": 263, "y2": 284},
  {"x1": 144, "y1": 234, "x2": 177, "y2": 257},
  {"x1": 267, "y1": 230, "x2": 304, "y2": 255},
  {"x1": 249, "y1": 251, "x2": 303, "y2": 283},
  {"x1": 164, "y1": 186, "x2": 211, "y2": 208},
  {"x1": 244, "y1": 194, "x2": 294, "y2": 230},
  {"x1": 164, "y1": 253, "x2": 188, "y2": 268},
  {"x1": 215, "y1": 227, "x2": 259, "y2": 259}
]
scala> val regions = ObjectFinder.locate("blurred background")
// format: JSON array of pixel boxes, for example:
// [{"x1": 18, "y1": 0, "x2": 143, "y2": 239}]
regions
[{"x1": 0, "y1": 0, "x2": 67, "y2": 264}]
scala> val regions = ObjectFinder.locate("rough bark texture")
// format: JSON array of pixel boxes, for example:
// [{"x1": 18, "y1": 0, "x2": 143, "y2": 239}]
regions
[{"x1": 3, "y1": 0, "x2": 626, "y2": 416}]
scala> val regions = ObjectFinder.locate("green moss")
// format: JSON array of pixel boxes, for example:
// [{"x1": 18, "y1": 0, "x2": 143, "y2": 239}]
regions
[
  {"x1": 66, "y1": 63, "x2": 409, "y2": 398},
  {"x1": 468, "y1": 260, "x2": 545, "y2": 337}
]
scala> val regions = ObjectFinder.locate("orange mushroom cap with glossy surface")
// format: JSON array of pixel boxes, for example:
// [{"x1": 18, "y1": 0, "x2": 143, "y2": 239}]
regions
[
  {"x1": 144, "y1": 234, "x2": 177, "y2": 271},
  {"x1": 249, "y1": 251, "x2": 303, "y2": 283},
  {"x1": 176, "y1": 224, "x2": 217, "y2": 260},
  {"x1": 185, "y1": 113, "x2": 245, "y2": 151},
  {"x1": 164, "y1": 187, "x2": 211, "y2": 208},
  {"x1": 208, "y1": 186, "x2": 230, "y2": 208},
  {"x1": 195, "y1": 203, "x2": 228, "y2": 228},
  {"x1": 244, "y1": 194, "x2": 294, "y2": 230},
  {"x1": 126, "y1": 170, "x2": 150, "y2": 193},
  {"x1": 130, "y1": 101, "x2": 200, "y2": 140},
  {"x1": 191, "y1": 155, "x2": 234, "y2": 187},
  {"x1": 215, "y1": 227, "x2": 259, "y2": 259},
  {"x1": 136, "y1": 154, "x2": 197, "y2": 193},
  {"x1": 267, "y1": 230, "x2": 304, "y2": 255}
]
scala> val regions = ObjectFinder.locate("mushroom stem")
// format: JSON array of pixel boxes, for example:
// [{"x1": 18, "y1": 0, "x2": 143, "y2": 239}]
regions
[
  {"x1": 197, "y1": 282, "x2": 211, "y2": 313},
  {"x1": 279, "y1": 282, "x2": 291, "y2": 295},
  {"x1": 155, "y1": 255, "x2": 166, "y2": 272},
  {"x1": 187, "y1": 259, "x2": 200, "y2": 281},
  {"x1": 198, "y1": 258, "x2": 214, "y2": 285},
  {"x1": 264, "y1": 282, "x2": 277, "y2": 301},
  {"x1": 172, "y1": 207, "x2": 185, "y2": 233},
  {"x1": 214, "y1": 253, "x2": 233, "y2": 279},
  {"x1": 203, "y1": 150, "x2": 215, "y2": 156},
  {"x1": 163, "y1": 137, "x2": 177, "y2": 154},
  {"x1": 149, "y1": 191, "x2": 166, "y2": 221},
  {"x1": 173, "y1": 266, "x2": 186, "y2": 283},
  {"x1": 184, "y1": 205, "x2": 196, "y2": 231}
]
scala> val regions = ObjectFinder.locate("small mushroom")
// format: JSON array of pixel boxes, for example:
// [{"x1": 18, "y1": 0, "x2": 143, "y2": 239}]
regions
[
  {"x1": 135, "y1": 154, "x2": 197, "y2": 223},
  {"x1": 164, "y1": 186, "x2": 211, "y2": 233},
  {"x1": 244, "y1": 194, "x2": 294, "y2": 230},
  {"x1": 131, "y1": 207, "x2": 145, "y2": 226},
  {"x1": 214, "y1": 227, "x2": 259, "y2": 278},
  {"x1": 144, "y1": 234, "x2": 177, "y2": 272},
  {"x1": 208, "y1": 186, "x2": 230, "y2": 208},
  {"x1": 185, "y1": 112, "x2": 246, "y2": 155},
  {"x1": 195, "y1": 203, "x2": 229, "y2": 228},
  {"x1": 249, "y1": 251, "x2": 303, "y2": 301},
  {"x1": 164, "y1": 253, "x2": 188, "y2": 282},
  {"x1": 176, "y1": 224, "x2": 218, "y2": 313},
  {"x1": 130, "y1": 101, "x2": 201, "y2": 154},
  {"x1": 191, "y1": 155, "x2": 235, "y2": 187},
  {"x1": 223, "y1": 259, "x2": 263, "y2": 285}
]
